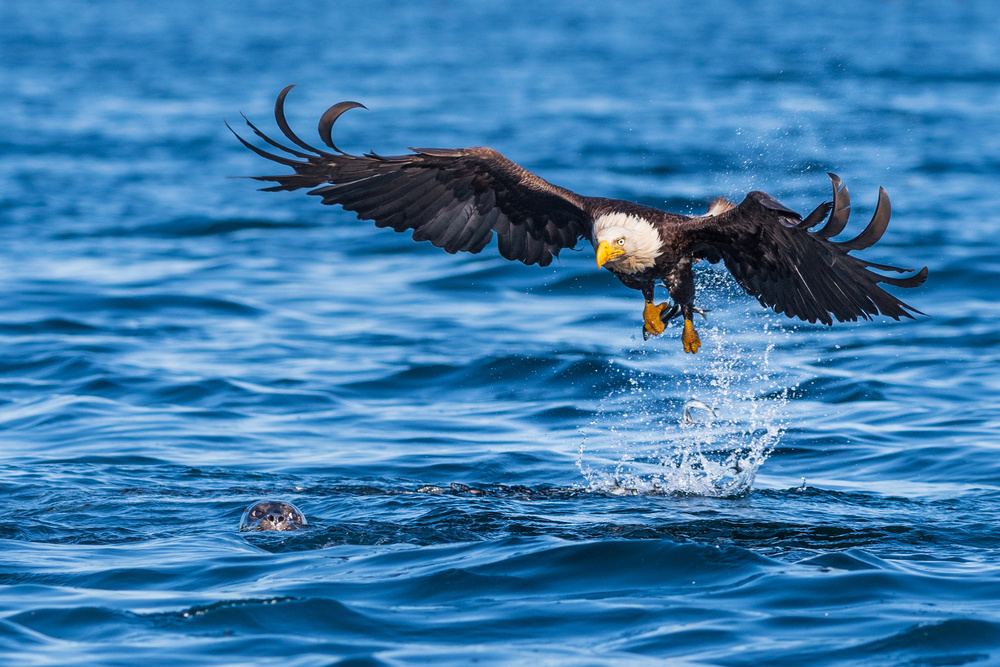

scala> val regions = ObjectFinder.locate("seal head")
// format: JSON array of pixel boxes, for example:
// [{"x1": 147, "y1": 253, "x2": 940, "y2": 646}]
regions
[{"x1": 239, "y1": 500, "x2": 308, "y2": 532}]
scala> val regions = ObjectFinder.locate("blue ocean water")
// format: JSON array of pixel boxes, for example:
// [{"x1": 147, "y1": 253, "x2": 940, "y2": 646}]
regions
[{"x1": 2, "y1": 0, "x2": 999, "y2": 664}]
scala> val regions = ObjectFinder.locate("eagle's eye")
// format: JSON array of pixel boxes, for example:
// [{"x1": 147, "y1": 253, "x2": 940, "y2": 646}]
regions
[{"x1": 616, "y1": 238, "x2": 625, "y2": 246}]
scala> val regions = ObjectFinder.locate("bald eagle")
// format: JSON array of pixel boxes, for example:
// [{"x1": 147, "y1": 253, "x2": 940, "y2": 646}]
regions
[{"x1": 231, "y1": 86, "x2": 927, "y2": 353}]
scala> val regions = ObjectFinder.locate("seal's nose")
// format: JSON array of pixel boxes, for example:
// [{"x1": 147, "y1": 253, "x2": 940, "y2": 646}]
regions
[{"x1": 266, "y1": 513, "x2": 285, "y2": 524}]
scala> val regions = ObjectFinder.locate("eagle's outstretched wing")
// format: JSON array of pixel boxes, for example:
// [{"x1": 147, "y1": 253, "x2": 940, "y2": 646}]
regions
[
  {"x1": 229, "y1": 86, "x2": 593, "y2": 267},
  {"x1": 681, "y1": 174, "x2": 927, "y2": 325}
]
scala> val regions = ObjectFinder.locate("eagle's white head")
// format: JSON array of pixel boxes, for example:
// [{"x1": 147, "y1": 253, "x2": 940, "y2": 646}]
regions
[{"x1": 592, "y1": 212, "x2": 663, "y2": 274}]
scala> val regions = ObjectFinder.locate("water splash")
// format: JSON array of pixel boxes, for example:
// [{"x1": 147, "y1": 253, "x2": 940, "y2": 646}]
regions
[{"x1": 579, "y1": 290, "x2": 793, "y2": 497}]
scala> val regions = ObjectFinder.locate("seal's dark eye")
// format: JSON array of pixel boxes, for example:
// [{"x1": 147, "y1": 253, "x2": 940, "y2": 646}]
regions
[{"x1": 251, "y1": 510, "x2": 262, "y2": 518}]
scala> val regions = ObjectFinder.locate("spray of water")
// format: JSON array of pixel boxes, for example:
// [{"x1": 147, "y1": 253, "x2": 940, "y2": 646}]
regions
[{"x1": 578, "y1": 273, "x2": 794, "y2": 497}]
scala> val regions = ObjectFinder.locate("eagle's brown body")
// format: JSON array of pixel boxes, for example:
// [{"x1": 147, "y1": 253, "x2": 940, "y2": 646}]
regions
[{"x1": 231, "y1": 86, "x2": 927, "y2": 352}]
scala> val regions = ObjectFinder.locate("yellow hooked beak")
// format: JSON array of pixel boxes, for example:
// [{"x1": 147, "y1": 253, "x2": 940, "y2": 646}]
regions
[{"x1": 596, "y1": 241, "x2": 624, "y2": 269}]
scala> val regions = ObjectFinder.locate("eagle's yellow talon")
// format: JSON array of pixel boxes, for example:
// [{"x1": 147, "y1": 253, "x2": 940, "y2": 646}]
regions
[
  {"x1": 683, "y1": 318, "x2": 702, "y2": 354},
  {"x1": 642, "y1": 301, "x2": 668, "y2": 336}
]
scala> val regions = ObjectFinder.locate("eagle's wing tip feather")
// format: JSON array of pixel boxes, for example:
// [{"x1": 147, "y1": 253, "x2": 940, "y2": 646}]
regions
[{"x1": 317, "y1": 101, "x2": 367, "y2": 154}]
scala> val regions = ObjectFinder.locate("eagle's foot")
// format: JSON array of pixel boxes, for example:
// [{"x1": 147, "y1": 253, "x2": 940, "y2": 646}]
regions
[
  {"x1": 642, "y1": 301, "x2": 679, "y2": 340},
  {"x1": 682, "y1": 318, "x2": 702, "y2": 354}
]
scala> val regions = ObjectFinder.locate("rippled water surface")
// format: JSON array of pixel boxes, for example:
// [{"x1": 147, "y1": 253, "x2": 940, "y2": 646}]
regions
[{"x1": 3, "y1": 1, "x2": 1000, "y2": 665}]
